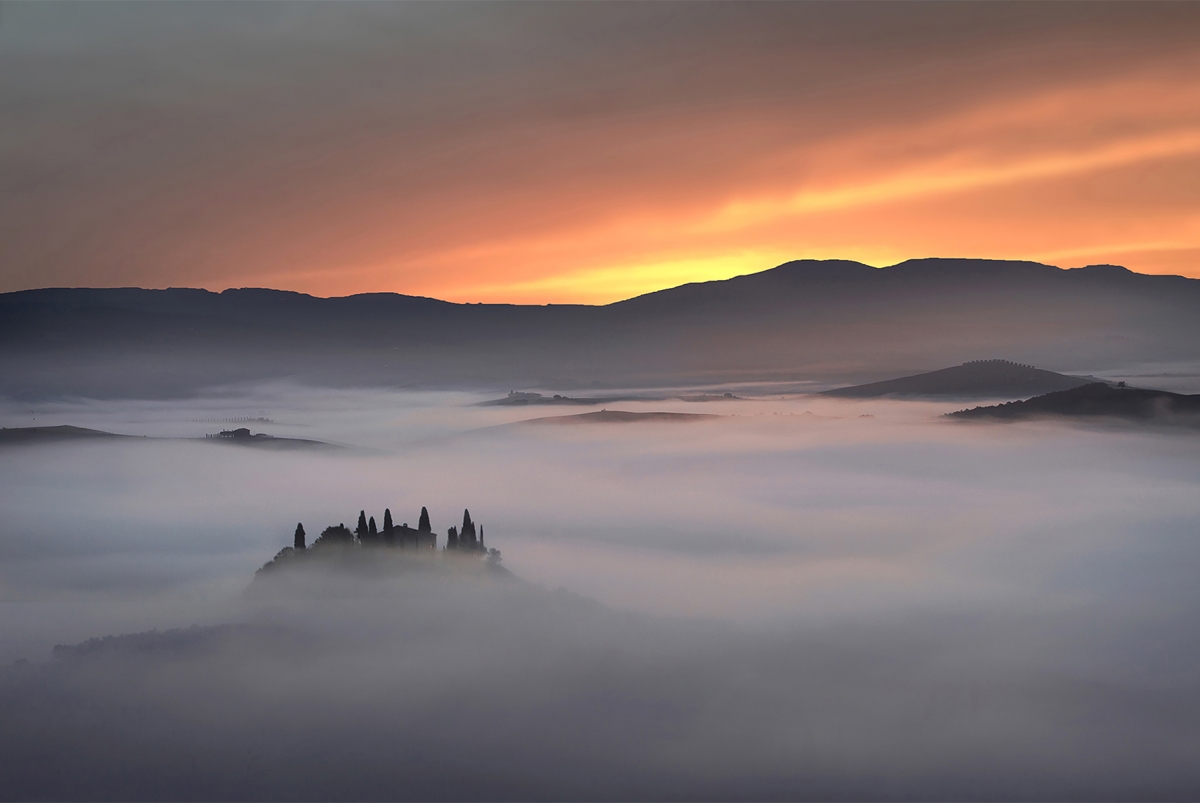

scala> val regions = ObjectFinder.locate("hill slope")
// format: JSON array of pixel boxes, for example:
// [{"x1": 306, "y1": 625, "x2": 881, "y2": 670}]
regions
[
  {"x1": 823, "y1": 359, "x2": 1095, "y2": 399},
  {"x1": 0, "y1": 425, "x2": 125, "y2": 444},
  {"x1": 948, "y1": 383, "x2": 1200, "y2": 425},
  {"x1": 519, "y1": 410, "x2": 720, "y2": 425},
  {"x1": 2, "y1": 259, "x2": 1198, "y2": 398}
]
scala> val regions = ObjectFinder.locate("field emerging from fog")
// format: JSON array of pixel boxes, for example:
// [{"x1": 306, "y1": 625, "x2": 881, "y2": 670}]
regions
[{"x1": 1, "y1": 384, "x2": 1199, "y2": 799}]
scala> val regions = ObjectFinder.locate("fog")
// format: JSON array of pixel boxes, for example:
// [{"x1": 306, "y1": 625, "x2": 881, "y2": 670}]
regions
[{"x1": 1, "y1": 385, "x2": 1199, "y2": 799}]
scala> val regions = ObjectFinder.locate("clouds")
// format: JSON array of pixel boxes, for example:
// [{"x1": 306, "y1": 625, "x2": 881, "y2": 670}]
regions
[{"x1": 2, "y1": 3, "x2": 1200, "y2": 300}]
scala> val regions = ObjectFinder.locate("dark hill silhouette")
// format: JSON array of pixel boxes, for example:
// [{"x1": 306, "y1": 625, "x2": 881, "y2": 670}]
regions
[
  {"x1": 0, "y1": 425, "x2": 126, "y2": 444},
  {"x1": 481, "y1": 391, "x2": 652, "y2": 407},
  {"x1": 0, "y1": 425, "x2": 334, "y2": 449},
  {"x1": 482, "y1": 390, "x2": 740, "y2": 406},
  {"x1": 205, "y1": 430, "x2": 336, "y2": 450},
  {"x1": 520, "y1": 410, "x2": 721, "y2": 425},
  {"x1": 823, "y1": 359, "x2": 1095, "y2": 399},
  {"x1": 3, "y1": 259, "x2": 1198, "y2": 397},
  {"x1": 948, "y1": 383, "x2": 1200, "y2": 425}
]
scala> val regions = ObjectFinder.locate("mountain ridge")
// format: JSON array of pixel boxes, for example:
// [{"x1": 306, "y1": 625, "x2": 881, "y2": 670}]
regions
[
  {"x1": 3, "y1": 259, "x2": 1198, "y2": 398},
  {"x1": 1, "y1": 258, "x2": 1182, "y2": 309}
]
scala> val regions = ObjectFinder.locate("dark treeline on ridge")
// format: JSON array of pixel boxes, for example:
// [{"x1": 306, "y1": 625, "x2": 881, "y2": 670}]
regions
[
  {"x1": 257, "y1": 506, "x2": 497, "y2": 575},
  {"x1": 947, "y1": 382, "x2": 1200, "y2": 424}
]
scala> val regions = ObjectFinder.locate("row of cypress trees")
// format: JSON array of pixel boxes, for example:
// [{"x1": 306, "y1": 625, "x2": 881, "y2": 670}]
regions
[
  {"x1": 291, "y1": 507, "x2": 485, "y2": 552},
  {"x1": 445, "y1": 509, "x2": 485, "y2": 551}
]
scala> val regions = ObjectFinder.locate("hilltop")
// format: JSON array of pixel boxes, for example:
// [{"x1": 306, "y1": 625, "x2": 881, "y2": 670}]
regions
[
  {"x1": 948, "y1": 383, "x2": 1200, "y2": 426},
  {"x1": 518, "y1": 410, "x2": 721, "y2": 425},
  {"x1": 0, "y1": 425, "x2": 126, "y2": 444},
  {"x1": 0, "y1": 425, "x2": 333, "y2": 449},
  {"x1": 481, "y1": 390, "x2": 740, "y2": 406},
  {"x1": 252, "y1": 507, "x2": 506, "y2": 591},
  {"x1": 823, "y1": 359, "x2": 1095, "y2": 399},
  {"x1": 3, "y1": 259, "x2": 1198, "y2": 397}
]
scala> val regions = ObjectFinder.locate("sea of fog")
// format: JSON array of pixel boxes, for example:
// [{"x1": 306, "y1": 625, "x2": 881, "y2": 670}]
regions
[{"x1": 1, "y1": 384, "x2": 1198, "y2": 799}]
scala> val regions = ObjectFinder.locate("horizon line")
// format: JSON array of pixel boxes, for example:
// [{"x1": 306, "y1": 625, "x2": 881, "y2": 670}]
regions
[{"x1": 3, "y1": 257, "x2": 1186, "y2": 306}]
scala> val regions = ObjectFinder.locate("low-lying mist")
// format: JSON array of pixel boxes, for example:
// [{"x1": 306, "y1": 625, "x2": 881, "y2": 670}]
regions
[{"x1": 1, "y1": 384, "x2": 1198, "y2": 799}]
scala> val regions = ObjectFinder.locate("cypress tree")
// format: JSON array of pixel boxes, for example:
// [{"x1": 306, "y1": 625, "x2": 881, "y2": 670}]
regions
[
  {"x1": 294, "y1": 523, "x2": 306, "y2": 551},
  {"x1": 447, "y1": 526, "x2": 459, "y2": 550},
  {"x1": 356, "y1": 510, "x2": 368, "y2": 542},
  {"x1": 461, "y1": 509, "x2": 475, "y2": 547},
  {"x1": 478, "y1": 525, "x2": 484, "y2": 551},
  {"x1": 383, "y1": 509, "x2": 394, "y2": 544},
  {"x1": 418, "y1": 506, "x2": 431, "y2": 533},
  {"x1": 368, "y1": 516, "x2": 377, "y2": 540}
]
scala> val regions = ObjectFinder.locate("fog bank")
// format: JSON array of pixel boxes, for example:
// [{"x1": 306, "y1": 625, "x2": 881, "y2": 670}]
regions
[{"x1": 1, "y1": 386, "x2": 1198, "y2": 799}]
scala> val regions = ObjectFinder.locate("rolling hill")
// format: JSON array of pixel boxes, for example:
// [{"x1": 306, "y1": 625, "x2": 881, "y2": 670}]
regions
[
  {"x1": 2, "y1": 259, "x2": 1198, "y2": 398},
  {"x1": 948, "y1": 383, "x2": 1200, "y2": 425},
  {"x1": 823, "y1": 359, "x2": 1096, "y2": 399}
]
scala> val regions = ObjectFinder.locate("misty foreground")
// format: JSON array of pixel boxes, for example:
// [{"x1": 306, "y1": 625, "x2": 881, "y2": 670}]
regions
[
  {"x1": 4, "y1": 551, "x2": 1200, "y2": 801},
  {"x1": 2, "y1": 387, "x2": 1200, "y2": 801}
]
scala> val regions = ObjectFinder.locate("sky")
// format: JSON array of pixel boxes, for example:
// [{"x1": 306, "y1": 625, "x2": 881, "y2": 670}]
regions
[{"x1": 3, "y1": 2, "x2": 1200, "y2": 303}]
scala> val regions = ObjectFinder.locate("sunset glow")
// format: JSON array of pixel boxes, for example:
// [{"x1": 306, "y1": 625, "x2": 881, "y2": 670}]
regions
[
  {"x1": 4, "y1": 3, "x2": 1199, "y2": 301},
  {"x1": 5, "y1": 8, "x2": 1200, "y2": 800}
]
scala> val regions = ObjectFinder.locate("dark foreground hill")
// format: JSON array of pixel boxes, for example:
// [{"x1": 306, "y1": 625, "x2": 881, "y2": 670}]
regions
[
  {"x1": 948, "y1": 383, "x2": 1200, "y2": 426},
  {"x1": 3, "y1": 259, "x2": 1198, "y2": 398},
  {"x1": 823, "y1": 359, "x2": 1095, "y2": 399}
]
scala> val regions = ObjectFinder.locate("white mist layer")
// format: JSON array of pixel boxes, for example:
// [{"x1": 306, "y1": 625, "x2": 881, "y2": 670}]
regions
[{"x1": 0, "y1": 386, "x2": 1198, "y2": 798}]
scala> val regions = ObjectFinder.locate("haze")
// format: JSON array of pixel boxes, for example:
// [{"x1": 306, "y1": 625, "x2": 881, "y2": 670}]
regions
[{"x1": 2, "y1": 384, "x2": 1199, "y2": 799}]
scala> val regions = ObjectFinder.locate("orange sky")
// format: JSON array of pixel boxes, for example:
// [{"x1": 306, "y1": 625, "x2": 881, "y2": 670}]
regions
[{"x1": 3, "y1": 3, "x2": 1199, "y2": 303}]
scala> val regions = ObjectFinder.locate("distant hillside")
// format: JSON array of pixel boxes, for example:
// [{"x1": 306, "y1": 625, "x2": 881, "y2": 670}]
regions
[
  {"x1": 0, "y1": 425, "x2": 333, "y2": 449},
  {"x1": 823, "y1": 359, "x2": 1095, "y2": 399},
  {"x1": 482, "y1": 391, "x2": 648, "y2": 407},
  {"x1": 519, "y1": 410, "x2": 720, "y2": 425},
  {"x1": 482, "y1": 391, "x2": 740, "y2": 406},
  {"x1": 947, "y1": 383, "x2": 1200, "y2": 425},
  {"x1": 3, "y1": 259, "x2": 1199, "y2": 398},
  {"x1": 0, "y1": 425, "x2": 124, "y2": 444}
]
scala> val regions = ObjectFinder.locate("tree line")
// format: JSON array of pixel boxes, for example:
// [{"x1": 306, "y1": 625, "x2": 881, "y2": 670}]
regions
[{"x1": 258, "y1": 506, "x2": 497, "y2": 575}]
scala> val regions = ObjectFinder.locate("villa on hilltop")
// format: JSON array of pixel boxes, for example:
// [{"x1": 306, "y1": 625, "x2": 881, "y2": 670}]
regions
[{"x1": 257, "y1": 506, "x2": 496, "y2": 575}]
